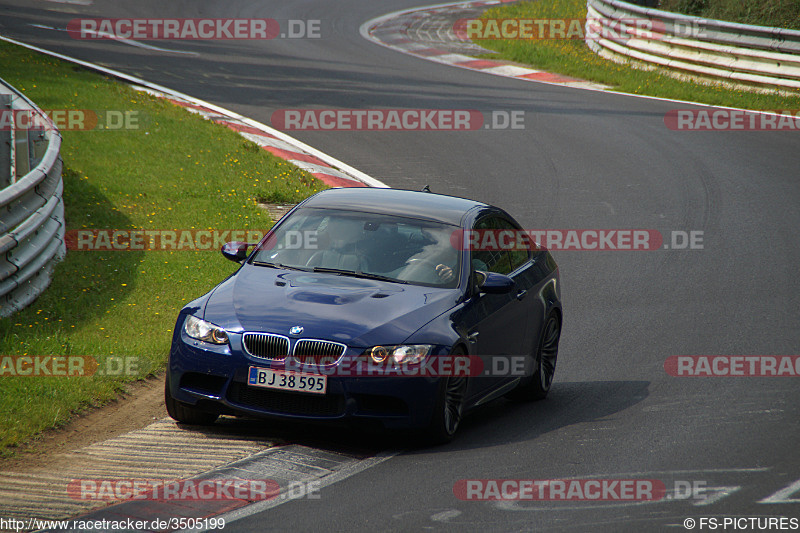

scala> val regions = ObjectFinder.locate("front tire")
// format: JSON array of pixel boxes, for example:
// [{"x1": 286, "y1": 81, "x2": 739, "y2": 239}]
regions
[
  {"x1": 423, "y1": 350, "x2": 468, "y2": 445},
  {"x1": 507, "y1": 312, "x2": 561, "y2": 401},
  {"x1": 164, "y1": 375, "x2": 219, "y2": 425}
]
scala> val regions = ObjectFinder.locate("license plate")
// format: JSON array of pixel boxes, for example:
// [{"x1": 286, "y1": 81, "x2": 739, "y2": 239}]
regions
[{"x1": 247, "y1": 367, "x2": 327, "y2": 394}]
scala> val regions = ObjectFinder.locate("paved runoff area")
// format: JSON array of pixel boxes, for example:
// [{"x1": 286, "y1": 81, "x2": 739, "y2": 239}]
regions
[{"x1": 0, "y1": 418, "x2": 372, "y2": 532}]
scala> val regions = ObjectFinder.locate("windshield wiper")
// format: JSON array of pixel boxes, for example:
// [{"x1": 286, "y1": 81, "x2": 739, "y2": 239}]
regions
[
  {"x1": 311, "y1": 267, "x2": 407, "y2": 284},
  {"x1": 252, "y1": 261, "x2": 311, "y2": 272}
]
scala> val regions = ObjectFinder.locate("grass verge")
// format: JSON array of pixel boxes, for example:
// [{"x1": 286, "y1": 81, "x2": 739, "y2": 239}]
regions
[
  {"x1": 659, "y1": 0, "x2": 800, "y2": 31},
  {"x1": 475, "y1": 0, "x2": 800, "y2": 109},
  {"x1": 0, "y1": 40, "x2": 327, "y2": 457}
]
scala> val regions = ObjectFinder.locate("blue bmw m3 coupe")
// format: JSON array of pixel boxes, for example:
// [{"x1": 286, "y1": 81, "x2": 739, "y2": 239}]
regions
[{"x1": 165, "y1": 187, "x2": 562, "y2": 443}]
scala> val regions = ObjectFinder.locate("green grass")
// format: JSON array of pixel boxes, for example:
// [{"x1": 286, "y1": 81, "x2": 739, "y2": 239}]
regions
[
  {"x1": 660, "y1": 0, "x2": 800, "y2": 30},
  {"x1": 0, "y1": 41, "x2": 327, "y2": 456},
  {"x1": 475, "y1": 0, "x2": 800, "y2": 109}
]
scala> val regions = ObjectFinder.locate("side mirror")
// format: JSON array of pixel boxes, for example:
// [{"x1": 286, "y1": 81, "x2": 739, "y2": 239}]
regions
[
  {"x1": 475, "y1": 270, "x2": 515, "y2": 294},
  {"x1": 221, "y1": 241, "x2": 251, "y2": 263}
]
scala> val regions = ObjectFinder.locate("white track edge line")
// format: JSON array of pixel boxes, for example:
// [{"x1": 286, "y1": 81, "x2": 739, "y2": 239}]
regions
[{"x1": 182, "y1": 450, "x2": 402, "y2": 532}]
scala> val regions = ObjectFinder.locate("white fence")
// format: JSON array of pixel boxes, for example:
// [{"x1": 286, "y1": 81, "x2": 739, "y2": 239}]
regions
[
  {"x1": 586, "y1": 0, "x2": 800, "y2": 90},
  {"x1": 0, "y1": 77, "x2": 65, "y2": 318}
]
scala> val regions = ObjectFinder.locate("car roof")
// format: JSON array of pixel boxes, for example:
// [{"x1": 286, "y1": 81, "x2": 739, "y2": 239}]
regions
[{"x1": 300, "y1": 188, "x2": 490, "y2": 226}]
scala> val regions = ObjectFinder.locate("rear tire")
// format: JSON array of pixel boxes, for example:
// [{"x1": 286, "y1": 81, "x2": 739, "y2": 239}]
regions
[
  {"x1": 164, "y1": 375, "x2": 219, "y2": 425},
  {"x1": 506, "y1": 312, "x2": 560, "y2": 401}
]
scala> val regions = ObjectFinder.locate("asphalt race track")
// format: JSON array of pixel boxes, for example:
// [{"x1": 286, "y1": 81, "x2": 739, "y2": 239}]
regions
[{"x1": 1, "y1": 0, "x2": 799, "y2": 531}]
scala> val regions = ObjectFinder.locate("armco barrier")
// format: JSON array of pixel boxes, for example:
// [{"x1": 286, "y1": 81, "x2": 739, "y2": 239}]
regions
[
  {"x1": 0, "y1": 77, "x2": 65, "y2": 318},
  {"x1": 586, "y1": 0, "x2": 800, "y2": 91}
]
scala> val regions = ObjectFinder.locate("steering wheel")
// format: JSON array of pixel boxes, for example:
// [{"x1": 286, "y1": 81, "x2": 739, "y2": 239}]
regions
[{"x1": 406, "y1": 257, "x2": 439, "y2": 267}]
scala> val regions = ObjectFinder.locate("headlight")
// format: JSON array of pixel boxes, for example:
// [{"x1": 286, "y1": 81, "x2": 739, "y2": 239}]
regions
[
  {"x1": 184, "y1": 315, "x2": 229, "y2": 345},
  {"x1": 366, "y1": 345, "x2": 433, "y2": 365}
]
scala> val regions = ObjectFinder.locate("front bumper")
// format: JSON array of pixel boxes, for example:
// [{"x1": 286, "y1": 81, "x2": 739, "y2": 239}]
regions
[{"x1": 167, "y1": 329, "x2": 444, "y2": 430}]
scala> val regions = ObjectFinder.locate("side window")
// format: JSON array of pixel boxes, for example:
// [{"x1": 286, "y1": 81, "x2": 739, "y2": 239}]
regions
[
  {"x1": 471, "y1": 217, "x2": 511, "y2": 275},
  {"x1": 471, "y1": 216, "x2": 530, "y2": 275},
  {"x1": 507, "y1": 229, "x2": 530, "y2": 272}
]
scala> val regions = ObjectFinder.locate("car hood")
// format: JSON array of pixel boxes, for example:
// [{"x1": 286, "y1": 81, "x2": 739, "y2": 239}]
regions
[{"x1": 202, "y1": 265, "x2": 459, "y2": 347}]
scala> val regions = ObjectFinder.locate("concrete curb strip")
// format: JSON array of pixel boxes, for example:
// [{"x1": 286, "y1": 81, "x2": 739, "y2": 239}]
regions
[{"x1": 360, "y1": 0, "x2": 611, "y2": 91}]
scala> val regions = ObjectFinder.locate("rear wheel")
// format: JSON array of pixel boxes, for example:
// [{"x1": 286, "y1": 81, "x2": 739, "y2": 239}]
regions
[
  {"x1": 423, "y1": 349, "x2": 468, "y2": 444},
  {"x1": 507, "y1": 312, "x2": 561, "y2": 401},
  {"x1": 164, "y1": 375, "x2": 219, "y2": 425}
]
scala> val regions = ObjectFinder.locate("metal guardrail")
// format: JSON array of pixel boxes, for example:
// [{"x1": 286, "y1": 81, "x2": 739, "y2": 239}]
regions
[
  {"x1": 0, "y1": 77, "x2": 65, "y2": 318},
  {"x1": 586, "y1": 0, "x2": 800, "y2": 91}
]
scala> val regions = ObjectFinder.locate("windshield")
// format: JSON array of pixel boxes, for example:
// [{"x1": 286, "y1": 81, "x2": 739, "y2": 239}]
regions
[{"x1": 251, "y1": 208, "x2": 461, "y2": 288}]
